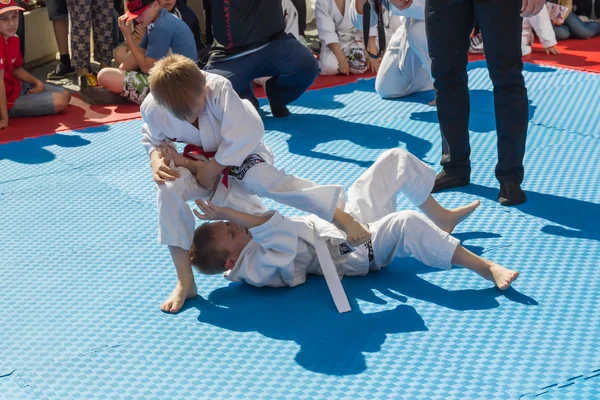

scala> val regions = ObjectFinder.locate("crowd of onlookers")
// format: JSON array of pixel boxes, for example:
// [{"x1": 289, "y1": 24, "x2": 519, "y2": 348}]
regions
[{"x1": 1, "y1": 0, "x2": 599, "y2": 130}]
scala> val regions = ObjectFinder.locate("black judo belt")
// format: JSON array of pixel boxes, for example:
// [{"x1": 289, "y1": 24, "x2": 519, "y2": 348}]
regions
[{"x1": 363, "y1": 0, "x2": 389, "y2": 59}]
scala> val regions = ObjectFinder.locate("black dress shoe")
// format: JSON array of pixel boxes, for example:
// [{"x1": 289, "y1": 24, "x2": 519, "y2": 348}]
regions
[
  {"x1": 271, "y1": 105, "x2": 290, "y2": 118},
  {"x1": 432, "y1": 170, "x2": 470, "y2": 193},
  {"x1": 498, "y1": 180, "x2": 526, "y2": 206}
]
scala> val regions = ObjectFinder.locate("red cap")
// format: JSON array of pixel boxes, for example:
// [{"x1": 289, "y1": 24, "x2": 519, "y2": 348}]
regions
[
  {"x1": 124, "y1": 0, "x2": 154, "y2": 21},
  {"x1": 0, "y1": 0, "x2": 25, "y2": 15}
]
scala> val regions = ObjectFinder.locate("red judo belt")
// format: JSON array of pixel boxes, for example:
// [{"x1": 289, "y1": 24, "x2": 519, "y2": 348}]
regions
[{"x1": 183, "y1": 144, "x2": 230, "y2": 188}]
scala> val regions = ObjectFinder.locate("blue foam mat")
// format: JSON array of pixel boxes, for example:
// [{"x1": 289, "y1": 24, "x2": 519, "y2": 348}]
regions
[{"x1": 0, "y1": 62, "x2": 599, "y2": 399}]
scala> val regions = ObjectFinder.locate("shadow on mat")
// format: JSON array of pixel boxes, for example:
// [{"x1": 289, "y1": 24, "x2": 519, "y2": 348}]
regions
[
  {"x1": 186, "y1": 232, "x2": 536, "y2": 376},
  {"x1": 410, "y1": 90, "x2": 537, "y2": 133},
  {"x1": 264, "y1": 113, "x2": 433, "y2": 167},
  {"x1": 459, "y1": 184, "x2": 600, "y2": 241},
  {"x1": 0, "y1": 133, "x2": 91, "y2": 164}
]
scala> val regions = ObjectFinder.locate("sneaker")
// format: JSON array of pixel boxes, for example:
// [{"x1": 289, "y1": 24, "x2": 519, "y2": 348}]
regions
[
  {"x1": 47, "y1": 62, "x2": 75, "y2": 80},
  {"x1": 431, "y1": 170, "x2": 470, "y2": 193},
  {"x1": 469, "y1": 33, "x2": 484, "y2": 54},
  {"x1": 78, "y1": 73, "x2": 100, "y2": 88},
  {"x1": 498, "y1": 180, "x2": 526, "y2": 206}
]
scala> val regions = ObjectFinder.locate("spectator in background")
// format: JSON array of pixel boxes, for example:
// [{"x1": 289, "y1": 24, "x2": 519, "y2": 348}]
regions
[
  {"x1": 97, "y1": 0, "x2": 198, "y2": 104},
  {"x1": 45, "y1": 0, "x2": 75, "y2": 79},
  {"x1": 66, "y1": 0, "x2": 113, "y2": 88},
  {"x1": 204, "y1": 0, "x2": 319, "y2": 118},
  {"x1": 315, "y1": 0, "x2": 377, "y2": 76},
  {"x1": 522, "y1": 5, "x2": 560, "y2": 56},
  {"x1": 549, "y1": 0, "x2": 600, "y2": 39},
  {"x1": 424, "y1": 0, "x2": 545, "y2": 206}
]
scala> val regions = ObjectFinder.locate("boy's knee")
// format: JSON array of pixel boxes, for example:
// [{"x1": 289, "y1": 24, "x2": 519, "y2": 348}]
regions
[
  {"x1": 319, "y1": 59, "x2": 339, "y2": 76},
  {"x1": 53, "y1": 91, "x2": 71, "y2": 113},
  {"x1": 97, "y1": 68, "x2": 125, "y2": 92}
]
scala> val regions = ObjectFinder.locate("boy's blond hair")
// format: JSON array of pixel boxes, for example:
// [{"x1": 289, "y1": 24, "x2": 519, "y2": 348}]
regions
[
  {"x1": 189, "y1": 223, "x2": 230, "y2": 275},
  {"x1": 148, "y1": 54, "x2": 206, "y2": 121}
]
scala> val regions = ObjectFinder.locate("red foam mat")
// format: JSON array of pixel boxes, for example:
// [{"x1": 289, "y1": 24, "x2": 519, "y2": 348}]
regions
[
  {"x1": 469, "y1": 36, "x2": 600, "y2": 73},
  {"x1": 3, "y1": 36, "x2": 599, "y2": 145},
  {"x1": 0, "y1": 72, "x2": 377, "y2": 145}
]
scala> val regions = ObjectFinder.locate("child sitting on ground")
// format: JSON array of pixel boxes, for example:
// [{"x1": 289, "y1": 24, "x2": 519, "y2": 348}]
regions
[
  {"x1": 0, "y1": 0, "x2": 71, "y2": 129},
  {"x1": 113, "y1": 0, "x2": 203, "y2": 66},
  {"x1": 522, "y1": 5, "x2": 560, "y2": 56},
  {"x1": 97, "y1": 0, "x2": 198, "y2": 104},
  {"x1": 187, "y1": 148, "x2": 519, "y2": 295},
  {"x1": 316, "y1": 0, "x2": 379, "y2": 75},
  {"x1": 143, "y1": 54, "x2": 370, "y2": 313}
]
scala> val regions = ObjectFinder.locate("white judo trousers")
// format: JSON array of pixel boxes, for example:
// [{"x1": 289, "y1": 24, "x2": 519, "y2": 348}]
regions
[
  {"x1": 349, "y1": 0, "x2": 433, "y2": 98},
  {"x1": 345, "y1": 149, "x2": 459, "y2": 270},
  {"x1": 375, "y1": 18, "x2": 433, "y2": 99},
  {"x1": 157, "y1": 150, "x2": 345, "y2": 251}
]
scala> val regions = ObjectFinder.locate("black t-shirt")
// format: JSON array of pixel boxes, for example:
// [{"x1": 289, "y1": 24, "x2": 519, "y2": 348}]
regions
[{"x1": 208, "y1": 0, "x2": 286, "y2": 62}]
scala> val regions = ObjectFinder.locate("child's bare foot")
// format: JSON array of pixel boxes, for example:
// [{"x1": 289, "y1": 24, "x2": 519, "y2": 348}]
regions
[
  {"x1": 428, "y1": 98, "x2": 436, "y2": 106},
  {"x1": 343, "y1": 220, "x2": 372, "y2": 247},
  {"x1": 436, "y1": 200, "x2": 481, "y2": 233},
  {"x1": 483, "y1": 263, "x2": 520, "y2": 290},
  {"x1": 160, "y1": 281, "x2": 198, "y2": 313},
  {"x1": 333, "y1": 208, "x2": 372, "y2": 246}
]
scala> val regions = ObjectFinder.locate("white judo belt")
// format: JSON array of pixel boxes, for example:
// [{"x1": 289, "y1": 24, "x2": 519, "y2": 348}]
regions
[{"x1": 313, "y1": 239, "x2": 351, "y2": 313}]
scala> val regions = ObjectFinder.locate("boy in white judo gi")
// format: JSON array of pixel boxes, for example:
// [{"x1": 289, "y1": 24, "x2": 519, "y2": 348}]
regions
[
  {"x1": 186, "y1": 148, "x2": 519, "y2": 296},
  {"x1": 350, "y1": 0, "x2": 434, "y2": 102},
  {"x1": 522, "y1": 5, "x2": 560, "y2": 56},
  {"x1": 316, "y1": 0, "x2": 379, "y2": 75},
  {"x1": 143, "y1": 54, "x2": 370, "y2": 313}
]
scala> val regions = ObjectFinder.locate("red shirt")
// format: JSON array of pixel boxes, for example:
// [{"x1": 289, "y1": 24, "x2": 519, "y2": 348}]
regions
[{"x1": 0, "y1": 36, "x2": 23, "y2": 110}]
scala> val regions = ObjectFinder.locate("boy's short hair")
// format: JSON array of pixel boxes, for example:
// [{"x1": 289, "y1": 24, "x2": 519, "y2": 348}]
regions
[
  {"x1": 189, "y1": 223, "x2": 230, "y2": 275},
  {"x1": 148, "y1": 54, "x2": 206, "y2": 121}
]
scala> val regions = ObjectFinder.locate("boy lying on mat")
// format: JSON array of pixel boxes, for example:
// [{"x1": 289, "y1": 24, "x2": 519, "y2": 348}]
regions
[
  {"x1": 173, "y1": 148, "x2": 519, "y2": 300},
  {"x1": 142, "y1": 54, "x2": 371, "y2": 313}
]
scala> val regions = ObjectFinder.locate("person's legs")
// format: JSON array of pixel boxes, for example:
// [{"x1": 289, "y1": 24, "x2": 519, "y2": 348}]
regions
[
  {"x1": 97, "y1": 68, "x2": 127, "y2": 93},
  {"x1": 563, "y1": 12, "x2": 600, "y2": 38},
  {"x1": 375, "y1": 21, "x2": 433, "y2": 99},
  {"x1": 8, "y1": 85, "x2": 71, "y2": 118},
  {"x1": 521, "y1": 20, "x2": 533, "y2": 56},
  {"x1": 260, "y1": 34, "x2": 319, "y2": 114},
  {"x1": 204, "y1": 57, "x2": 262, "y2": 107},
  {"x1": 425, "y1": 0, "x2": 474, "y2": 190},
  {"x1": 451, "y1": 245, "x2": 519, "y2": 289},
  {"x1": 318, "y1": 45, "x2": 341, "y2": 76},
  {"x1": 66, "y1": 0, "x2": 92, "y2": 77},
  {"x1": 346, "y1": 148, "x2": 437, "y2": 223},
  {"x1": 475, "y1": 0, "x2": 528, "y2": 205},
  {"x1": 553, "y1": 25, "x2": 571, "y2": 40},
  {"x1": 371, "y1": 210, "x2": 519, "y2": 289},
  {"x1": 156, "y1": 166, "x2": 212, "y2": 313},
  {"x1": 91, "y1": 0, "x2": 115, "y2": 68},
  {"x1": 46, "y1": 0, "x2": 74, "y2": 79}
]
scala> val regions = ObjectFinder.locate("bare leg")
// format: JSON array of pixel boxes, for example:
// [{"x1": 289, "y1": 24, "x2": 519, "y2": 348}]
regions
[
  {"x1": 451, "y1": 245, "x2": 519, "y2": 290},
  {"x1": 160, "y1": 246, "x2": 198, "y2": 313},
  {"x1": 418, "y1": 195, "x2": 480, "y2": 233},
  {"x1": 333, "y1": 208, "x2": 371, "y2": 246},
  {"x1": 53, "y1": 19, "x2": 70, "y2": 55}
]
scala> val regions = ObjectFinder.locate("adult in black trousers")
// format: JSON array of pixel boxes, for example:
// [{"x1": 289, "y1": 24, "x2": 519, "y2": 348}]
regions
[
  {"x1": 204, "y1": 0, "x2": 319, "y2": 117},
  {"x1": 412, "y1": 0, "x2": 544, "y2": 206}
]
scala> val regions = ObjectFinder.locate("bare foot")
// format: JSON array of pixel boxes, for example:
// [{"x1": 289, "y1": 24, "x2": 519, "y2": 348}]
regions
[
  {"x1": 486, "y1": 263, "x2": 520, "y2": 290},
  {"x1": 342, "y1": 220, "x2": 372, "y2": 247},
  {"x1": 160, "y1": 281, "x2": 198, "y2": 313},
  {"x1": 436, "y1": 200, "x2": 481, "y2": 233},
  {"x1": 428, "y1": 99, "x2": 436, "y2": 106}
]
